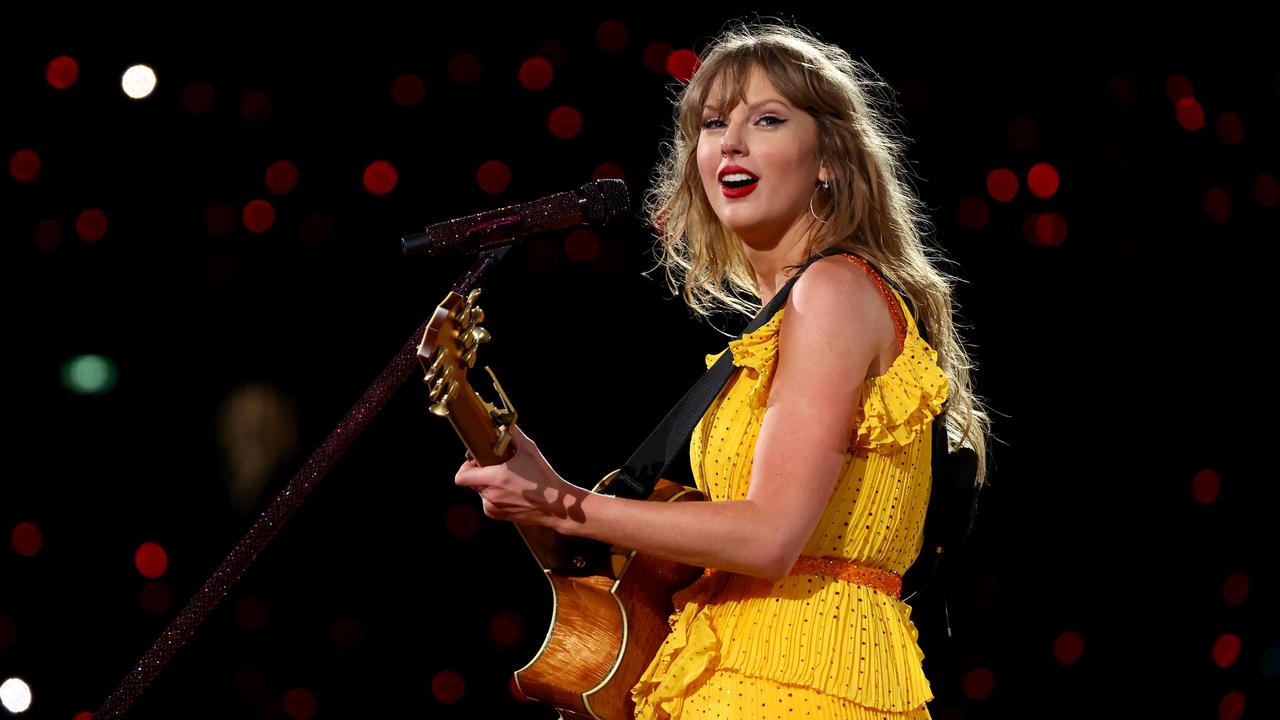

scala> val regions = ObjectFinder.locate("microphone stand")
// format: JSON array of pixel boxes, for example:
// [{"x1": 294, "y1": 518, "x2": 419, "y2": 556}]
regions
[{"x1": 93, "y1": 238, "x2": 536, "y2": 718}]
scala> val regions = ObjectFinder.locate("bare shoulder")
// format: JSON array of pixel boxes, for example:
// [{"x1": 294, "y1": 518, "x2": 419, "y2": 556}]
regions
[
  {"x1": 770, "y1": 256, "x2": 890, "y2": 404},
  {"x1": 785, "y1": 256, "x2": 895, "y2": 348},
  {"x1": 788, "y1": 255, "x2": 887, "y2": 316}
]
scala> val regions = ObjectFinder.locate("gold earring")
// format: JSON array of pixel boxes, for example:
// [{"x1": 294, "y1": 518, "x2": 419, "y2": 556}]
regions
[{"x1": 810, "y1": 182, "x2": 830, "y2": 224}]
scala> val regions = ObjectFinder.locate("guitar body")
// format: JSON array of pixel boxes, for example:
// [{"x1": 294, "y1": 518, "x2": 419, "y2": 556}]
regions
[
  {"x1": 513, "y1": 475, "x2": 705, "y2": 720},
  {"x1": 417, "y1": 288, "x2": 706, "y2": 718}
]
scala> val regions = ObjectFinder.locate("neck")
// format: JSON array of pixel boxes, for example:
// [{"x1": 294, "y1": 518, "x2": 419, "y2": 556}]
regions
[{"x1": 741, "y1": 217, "x2": 822, "y2": 307}]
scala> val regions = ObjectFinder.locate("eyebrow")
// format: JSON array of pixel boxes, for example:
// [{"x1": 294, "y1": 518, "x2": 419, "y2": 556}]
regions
[{"x1": 702, "y1": 98, "x2": 792, "y2": 113}]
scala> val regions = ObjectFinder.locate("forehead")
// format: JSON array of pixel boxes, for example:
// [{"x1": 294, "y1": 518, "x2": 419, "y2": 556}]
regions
[{"x1": 702, "y1": 65, "x2": 792, "y2": 112}]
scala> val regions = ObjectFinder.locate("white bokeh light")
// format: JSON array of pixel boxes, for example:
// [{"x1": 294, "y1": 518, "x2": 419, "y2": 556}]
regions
[
  {"x1": 121, "y1": 64, "x2": 157, "y2": 99},
  {"x1": 0, "y1": 677, "x2": 32, "y2": 713}
]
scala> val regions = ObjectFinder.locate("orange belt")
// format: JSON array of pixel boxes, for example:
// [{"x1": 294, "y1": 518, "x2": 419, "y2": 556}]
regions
[{"x1": 702, "y1": 555, "x2": 903, "y2": 599}]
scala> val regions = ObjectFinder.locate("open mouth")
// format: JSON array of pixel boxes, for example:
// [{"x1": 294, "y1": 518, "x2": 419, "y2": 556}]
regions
[{"x1": 720, "y1": 172, "x2": 759, "y2": 189}]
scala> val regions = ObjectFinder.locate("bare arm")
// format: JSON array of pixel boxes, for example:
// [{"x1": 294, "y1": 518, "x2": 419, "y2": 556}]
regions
[{"x1": 455, "y1": 257, "x2": 888, "y2": 581}]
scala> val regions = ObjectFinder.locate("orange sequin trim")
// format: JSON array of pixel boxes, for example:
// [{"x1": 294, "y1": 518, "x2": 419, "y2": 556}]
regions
[
  {"x1": 834, "y1": 254, "x2": 906, "y2": 350},
  {"x1": 702, "y1": 555, "x2": 903, "y2": 599}
]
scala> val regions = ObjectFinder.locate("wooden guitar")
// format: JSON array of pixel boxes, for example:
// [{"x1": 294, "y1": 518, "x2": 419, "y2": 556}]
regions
[{"x1": 419, "y1": 287, "x2": 705, "y2": 719}]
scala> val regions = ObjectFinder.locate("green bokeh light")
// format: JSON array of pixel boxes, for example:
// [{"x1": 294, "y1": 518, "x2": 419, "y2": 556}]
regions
[{"x1": 61, "y1": 354, "x2": 119, "y2": 395}]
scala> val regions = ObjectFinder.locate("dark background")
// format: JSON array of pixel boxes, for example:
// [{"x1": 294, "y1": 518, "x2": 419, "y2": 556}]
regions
[{"x1": 3, "y1": 9, "x2": 1276, "y2": 720}]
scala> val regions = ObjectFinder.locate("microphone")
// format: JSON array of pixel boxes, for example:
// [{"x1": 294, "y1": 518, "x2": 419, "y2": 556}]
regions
[{"x1": 402, "y1": 178, "x2": 630, "y2": 257}]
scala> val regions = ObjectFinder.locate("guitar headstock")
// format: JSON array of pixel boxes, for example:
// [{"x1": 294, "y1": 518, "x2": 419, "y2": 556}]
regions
[{"x1": 418, "y1": 288, "x2": 517, "y2": 465}]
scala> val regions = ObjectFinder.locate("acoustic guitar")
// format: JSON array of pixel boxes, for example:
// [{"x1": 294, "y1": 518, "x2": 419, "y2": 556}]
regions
[{"x1": 419, "y1": 287, "x2": 705, "y2": 719}]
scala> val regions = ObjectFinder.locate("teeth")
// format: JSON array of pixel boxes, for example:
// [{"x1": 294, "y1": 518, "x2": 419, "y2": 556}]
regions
[{"x1": 721, "y1": 172, "x2": 757, "y2": 183}]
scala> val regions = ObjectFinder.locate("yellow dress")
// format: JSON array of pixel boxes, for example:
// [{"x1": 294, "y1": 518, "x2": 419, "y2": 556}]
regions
[{"x1": 630, "y1": 261, "x2": 949, "y2": 719}]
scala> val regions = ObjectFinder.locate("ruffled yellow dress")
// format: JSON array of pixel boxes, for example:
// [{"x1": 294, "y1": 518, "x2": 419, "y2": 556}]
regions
[{"x1": 630, "y1": 257, "x2": 949, "y2": 719}]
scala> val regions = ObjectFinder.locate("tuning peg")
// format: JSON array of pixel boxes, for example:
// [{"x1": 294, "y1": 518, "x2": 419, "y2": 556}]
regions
[
  {"x1": 429, "y1": 382, "x2": 458, "y2": 417},
  {"x1": 429, "y1": 376, "x2": 448, "y2": 402},
  {"x1": 469, "y1": 326, "x2": 491, "y2": 344}
]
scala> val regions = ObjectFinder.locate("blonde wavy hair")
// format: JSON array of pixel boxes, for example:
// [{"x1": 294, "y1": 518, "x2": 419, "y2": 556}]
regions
[{"x1": 645, "y1": 20, "x2": 993, "y2": 487}]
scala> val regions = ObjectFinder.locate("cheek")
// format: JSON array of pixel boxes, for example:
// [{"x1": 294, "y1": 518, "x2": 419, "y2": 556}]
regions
[{"x1": 696, "y1": 145, "x2": 717, "y2": 184}]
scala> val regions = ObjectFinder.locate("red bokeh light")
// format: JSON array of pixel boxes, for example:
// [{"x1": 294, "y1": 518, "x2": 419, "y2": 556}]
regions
[
  {"x1": 10, "y1": 149, "x2": 42, "y2": 183},
  {"x1": 1192, "y1": 469, "x2": 1221, "y2": 504},
  {"x1": 519, "y1": 57, "x2": 554, "y2": 91},
  {"x1": 592, "y1": 162, "x2": 626, "y2": 181},
  {"x1": 391, "y1": 73, "x2": 426, "y2": 106},
  {"x1": 961, "y1": 666, "x2": 995, "y2": 700},
  {"x1": 1203, "y1": 188, "x2": 1232, "y2": 222},
  {"x1": 46, "y1": 56, "x2": 80, "y2": 89},
  {"x1": 1053, "y1": 630, "x2": 1085, "y2": 666},
  {"x1": 446, "y1": 504, "x2": 480, "y2": 540},
  {"x1": 1212, "y1": 634, "x2": 1241, "y2": 668},
  {"x1": 11, "y1": 522, "x2": 43, "y2": 557},
  {"x1": 240, "y1": 90, "x2": 273, "y2": 124},
  {"x1": 548, "y1": 106, "x2": 583, "y2": 140},
  {"x1": 183, "y1": 81, "x2": 215, "y2": 114},
  {"x1": 34, "y1": 219, "x2": 63, "y2": 251},
  {"x1": 986, "y1": 168, "x2": 1018, "y2": 202},
  {"x1": 432, "y1": 669, "x2": 465, "y2": 704},
  {"x1": 596, "y1": 20, "x2": 630, "y2": 53},
  {"x1": 206, "y1": 203, "x2": 238, "y2": 236},
  {"x1": 363, "y1": 160, "x2": 398, "y2": 196},
  {"x1": 266, "y1": 160, "x2": 299, "y2": 195},
  {"x1": 1176, "y1": 97, "x2": 1206, "y2": 131},
  {"x1": 476, "y1": 160, "x2": 512, "y2": 195},
  {"x1": 666, "y1": 49, "x2": 700, "y2": 83},
  {"x1": 1253, "y1": 172, "x2": 1279, "y2": 207},
  {"x1": 135, "y1": 541, "x2": 169, "y2": 578},
  {"x1": 449, "y1": 52, "x2": 483, "y2": 85},
  {"x1": 140, "y1": 581, "x2": 171, "y2": 615},
  {"x1": 242, "y1": 199, "x2": 277, "y2": 233},
  {"x1": 1216, "y1": 112, "x2": 1244, "y2": 145},
  {"x1": 565, "y1": 228, "x2": 599, "y2": 262},
  {"x1": 1027, "y1": 162, "x2": 1060, "y2": 199},
  {"x1": 1025, "y1": 212, "x2": 1068, "y2": 247},
  {"x1": 1222, "y1": 572, "x2": 1249, "y2": 608},
  {"x1": 1218, "y1": 691, "x2": 1246, "y2": 720},
  {"x1": 77, "y1": 208, "x2": 109, "y2": 243},
  {"x1": 284, "y1": 688, "x2": 317, "y2": 720},
  {"x1": 488, "y1": 609, "x2": 525, "y2": 647}
]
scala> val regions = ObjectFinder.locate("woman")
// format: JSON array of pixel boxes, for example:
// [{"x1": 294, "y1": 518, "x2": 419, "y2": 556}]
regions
[{"x1": 455, "y1": 20, "x2": 991, "y2": 719}]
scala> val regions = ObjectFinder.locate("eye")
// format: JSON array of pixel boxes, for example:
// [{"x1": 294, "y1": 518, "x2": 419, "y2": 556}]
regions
[{"x1": 700, "y1": 115, "x2": 786, "y2": 130}]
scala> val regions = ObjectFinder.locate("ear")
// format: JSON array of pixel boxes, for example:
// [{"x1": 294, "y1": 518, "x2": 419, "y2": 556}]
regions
[{"x1": 818, "y1": 165, "x2": 829, "y2": 185}]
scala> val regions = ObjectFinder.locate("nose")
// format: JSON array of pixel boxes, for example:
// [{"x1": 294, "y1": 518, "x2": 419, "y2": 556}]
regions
[{"x1": 720, "y1": 120, "x2": 747, "y2": 157}]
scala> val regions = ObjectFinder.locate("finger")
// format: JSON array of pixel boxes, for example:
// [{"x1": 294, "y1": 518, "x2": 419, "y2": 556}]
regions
[{"x1": 454, "y1": 468, "x2": 487, "y2": 489}]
